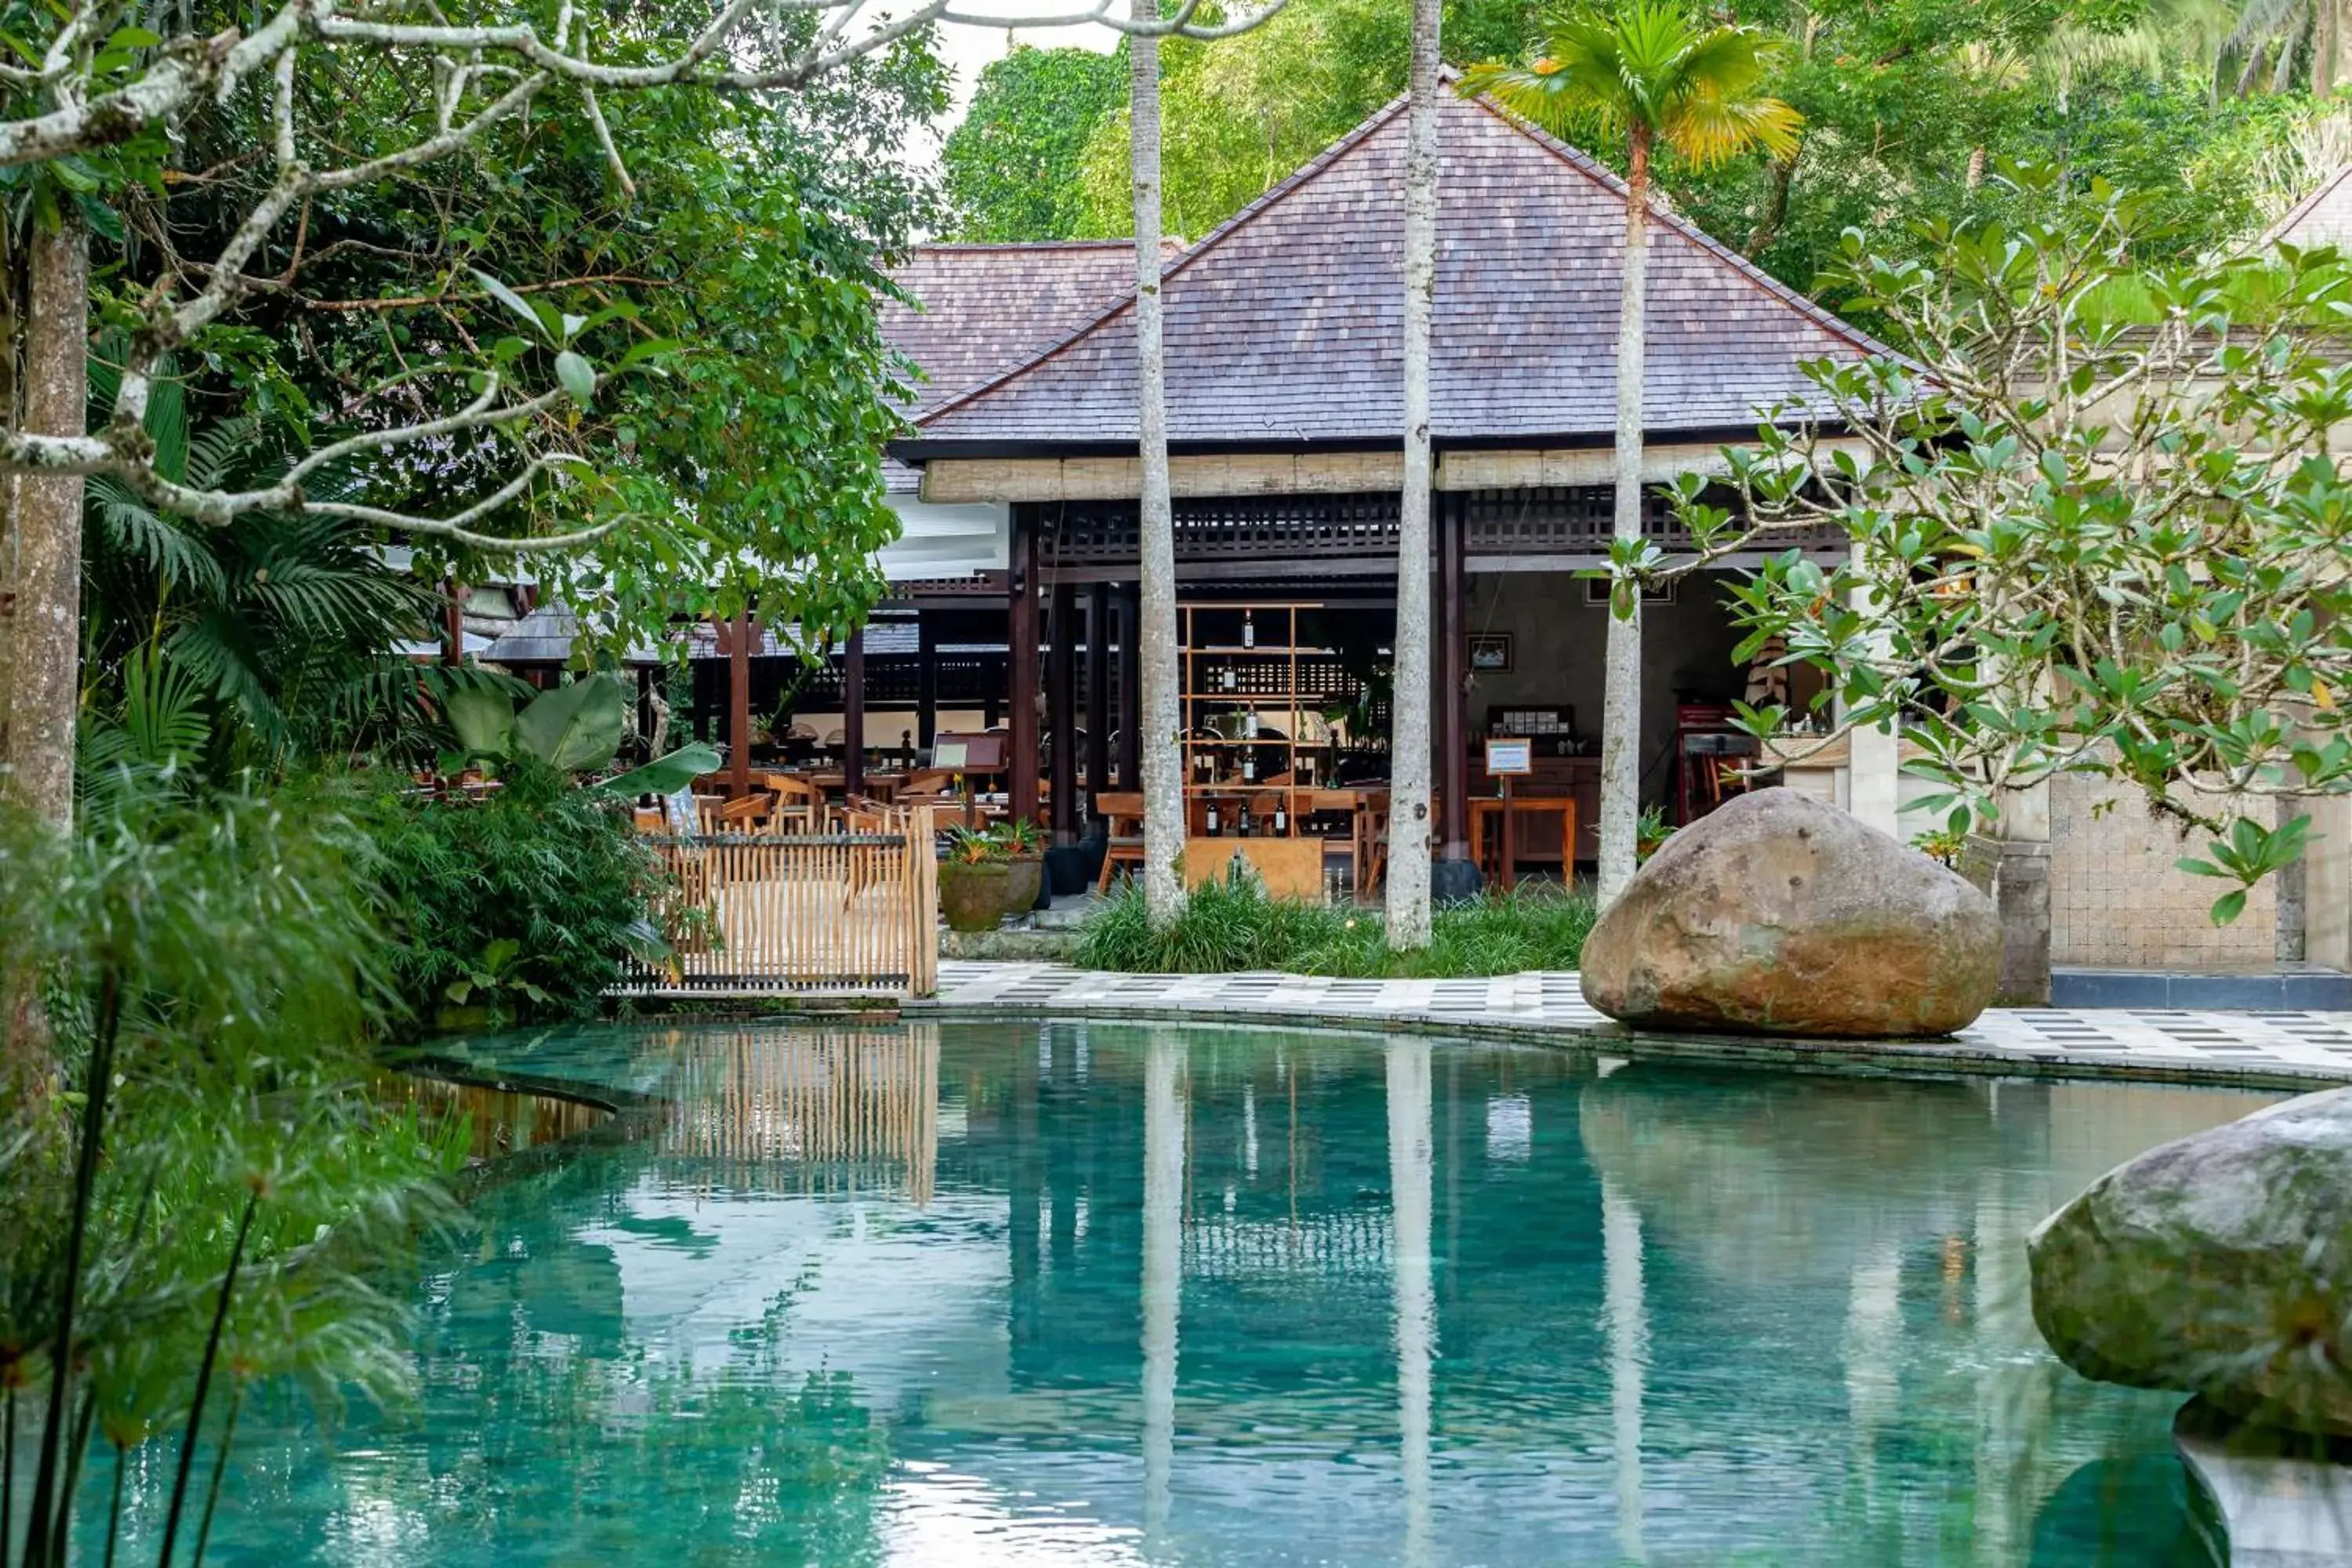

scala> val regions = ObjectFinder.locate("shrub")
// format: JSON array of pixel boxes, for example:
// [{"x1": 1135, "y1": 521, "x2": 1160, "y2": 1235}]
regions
[
  {"x1": 358, "y1": 760, "x2": 664, "y2": 1030},
  {"x1": 1075, "y1": 873, "x2": 1595, "y2": 979}
]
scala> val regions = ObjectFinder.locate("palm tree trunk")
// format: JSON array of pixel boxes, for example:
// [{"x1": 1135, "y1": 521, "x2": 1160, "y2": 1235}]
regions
[
  {"x1": 1597, "y1": 128, "x2": 1650, "y2": 909},
  {"x1": 1131, "y1": 0, "x2": 1186, "y2": 925},
  {"x1": 1385, "y1": 0, "x2": 1442, "y2": 949}
]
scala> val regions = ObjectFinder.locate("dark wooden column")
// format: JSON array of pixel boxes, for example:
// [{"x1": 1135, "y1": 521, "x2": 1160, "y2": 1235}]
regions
[
  {"x1": 1439, "y1": 494, "x2": 1470, "y2": 864},
  {"x1": 1047, "y1": 581, "x2": 1078, "y2": 843},
  {"x1": 441, "y1": 579, "x2": 465, "y2": 666},
  {"x1": 843, "y1": 626, "x2": 866, "y2": 799},
  {"x1": 1008, "y1": 509, "x2": 1040, "y2": 827},
  {"x1": 1117, "y1": 582, "x2": 1142, "y2": 789},
  {"x1": 726, "y1": 611, "x2": 753, "y2": 797},
  {"x1": 1084, "y1": 587, "x2": 1111, "y2": 819},
  {"x1": 916, "y1": 614, "x2": 939, "y2": 752}
]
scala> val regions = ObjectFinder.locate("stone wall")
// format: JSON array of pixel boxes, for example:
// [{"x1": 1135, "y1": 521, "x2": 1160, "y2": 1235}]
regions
[{"x1": 2047, "y1": 774, "x2": 2278, "y2": 971}]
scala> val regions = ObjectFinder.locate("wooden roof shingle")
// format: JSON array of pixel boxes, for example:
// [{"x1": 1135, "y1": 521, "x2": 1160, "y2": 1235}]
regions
[
  {"x1": 880, "y1": 240, "x2": 1144, "y2": 416},
  {"x1": 904, "y1": 87, "x2": 1892, "y2": 456}
]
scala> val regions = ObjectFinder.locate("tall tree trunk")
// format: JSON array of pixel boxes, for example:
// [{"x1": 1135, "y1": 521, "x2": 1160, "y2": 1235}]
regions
[
  {"x1": 8, "y1": 214, "x2": 85, "y2": 829},
  {"x1": 1596, "y1": 129, "x2": 1650, "y2": 909},
  {"x1": 1385, "y1": 0, "x2": 1442, "y2": 947},
  {"x1": 2, "y1": 214, "x2": 85, "y2": 1102},
  {"x1": 1131, "y1": 0, "x2": 1186, "y2": 926},
  {"x1": 2319, "y1": 0, "x2": 2345, "y2": 95},
  {"x1": 1744, "y1": 147, "x2": 1797, "y2": 257}
]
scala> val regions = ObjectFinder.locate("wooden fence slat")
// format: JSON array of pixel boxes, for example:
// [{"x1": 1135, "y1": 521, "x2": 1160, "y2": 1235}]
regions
[{"x1": 619, "y1": 829, "x2": 938, "y2": 1000}]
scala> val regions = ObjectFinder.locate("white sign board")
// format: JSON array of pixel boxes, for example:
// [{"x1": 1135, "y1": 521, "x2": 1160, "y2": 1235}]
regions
[{"x1": 1486, "y1": 738, "x2": 1534, "y2": 776}]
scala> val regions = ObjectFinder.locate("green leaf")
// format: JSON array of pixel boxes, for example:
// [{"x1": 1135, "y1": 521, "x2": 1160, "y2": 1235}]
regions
[
  {"x1": 513, "y1": 673, "x2": 626, "y2": 772},
  {"x1": 2209, "y1": 889, "x2": 2249, "y2": 927},
  {"x1": 445, "y1": 685, "x2": 517, "y2": 758},
  {"x1": 555, "y1": 350, "x2": 597, "y2": 405},
  {"x1": 471, "y1": 270, "x2": 548, "y2": 342},
  {"x1": 444, "y1": 979, "x2": 474, "y2": 1004},
  {"x1": 597, "y1": 741, "x2": 723, "y2": 798}
]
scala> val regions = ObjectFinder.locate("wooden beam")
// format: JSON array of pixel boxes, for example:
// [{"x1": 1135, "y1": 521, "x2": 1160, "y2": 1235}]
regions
[
  {"x1": 916, "y1": 615, "x2": 938, "y2": 752},
  {"x1": 844, "y1": 626, "x2": 866, "y2": 799},
  {"x1": 1047, "y1": 583, "x2": 1078, "y2": 844},
  {"x1": 1007, "y1": 509, "x2": 1040, "y2": 829},
  {"x1": 1439, "y1": 494, "x2": 1468, "y2": 863},
  {"x1": 1117, "y1": 583, "x2": 1142, "y2": 790},
  {"x1": 1084, "y1": 587, "x2": 1110, "y2": 818},
  {"x1": 1435, "y1": 436, "x2": 1871, "y2": 492},
  {"x1": 726, "y1": 611, "x2": 753, "y2": 797},
  {"x1": 921, "y1": 450, "x2": 1406, "y2": 504}
]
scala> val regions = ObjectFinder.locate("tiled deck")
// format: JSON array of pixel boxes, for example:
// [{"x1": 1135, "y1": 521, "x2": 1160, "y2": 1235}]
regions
[{"x1": 915, "y1": 961, "x2": 2352, "y2": 1090}]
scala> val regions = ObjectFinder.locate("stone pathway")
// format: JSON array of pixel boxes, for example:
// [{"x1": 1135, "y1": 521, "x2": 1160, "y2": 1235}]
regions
[{"x1": 915, "y1": 961, "x2": 2352, "y2": 1089}]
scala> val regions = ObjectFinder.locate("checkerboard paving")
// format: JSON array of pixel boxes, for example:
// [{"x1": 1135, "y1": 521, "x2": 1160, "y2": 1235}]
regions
[{"x1": 917, "y1": 962, "x2": 2352, "y2": 1086}]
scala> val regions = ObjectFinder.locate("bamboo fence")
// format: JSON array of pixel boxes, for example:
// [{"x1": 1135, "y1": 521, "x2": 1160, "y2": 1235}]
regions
[{"x1": 622, "y1": 807, "x2": 940, "y2": 996}]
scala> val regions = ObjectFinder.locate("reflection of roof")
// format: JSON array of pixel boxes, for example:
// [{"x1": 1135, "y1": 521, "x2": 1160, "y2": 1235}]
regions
[
  {"x1": 2268, "y1": 165, "x2": 2352, "y2": 251},
  {"x1": 908, "y1": 85, "x2": 1889, "y2": 455}
]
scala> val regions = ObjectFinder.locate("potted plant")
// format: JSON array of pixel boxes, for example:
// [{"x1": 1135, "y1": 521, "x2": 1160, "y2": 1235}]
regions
[{"x1": 938, "y1": 821, "x2": 1045, "y2": 932}]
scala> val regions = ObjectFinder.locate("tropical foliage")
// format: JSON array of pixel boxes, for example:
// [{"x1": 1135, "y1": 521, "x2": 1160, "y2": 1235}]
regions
[
  {"x1": 0, "y1": 781, "x2": 463, "y2": 1568},
  {"x1": 358, "y1": 763, "x2": 668, "y2": 1029},
  {"x1": 1689, "y1": 166, "x2": 2352, "y2": 921},
  {"x1": 943, "y1": 45, "x2": 1129, "y2": 240}
]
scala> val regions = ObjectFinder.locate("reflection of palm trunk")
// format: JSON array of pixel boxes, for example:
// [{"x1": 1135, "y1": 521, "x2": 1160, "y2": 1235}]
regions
[
  {"x1": 1845, "y1": 1245, "x2": 1904, "y2": 1507},
  {"x1": 1388, "y1": 1039, "x2": 1435, "y2": 1567},
  {"x1": 1142, "y1": 1030, "x2": 1185, "y2": 1549},
  {"x1": 1602, "y1": 1175, "x2": 1648, "y2": 1565},
  {"x1": 1970, "y1": 1165, "x2": 2055, "y2": 1567}
]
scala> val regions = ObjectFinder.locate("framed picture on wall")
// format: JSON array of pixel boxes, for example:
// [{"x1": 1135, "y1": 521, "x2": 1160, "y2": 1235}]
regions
[
  {"x1": 1468, "y1": 633, "x2": 1514, "y2": 673},
  {"x1": 1581, "y1": 575, "x2": 1679, "y2": 607}
]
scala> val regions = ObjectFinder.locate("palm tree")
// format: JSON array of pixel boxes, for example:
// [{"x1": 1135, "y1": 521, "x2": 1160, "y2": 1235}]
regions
[
  {"x1": 1461, "y1": 2, "x2": 1798, "y2": 908},
  {"x1": 1385, "y1": 0, "x2": 1443, "y2": 947},
  {"x1": 1131, "y1": 0, "x2": 1189, "y2": 924}
]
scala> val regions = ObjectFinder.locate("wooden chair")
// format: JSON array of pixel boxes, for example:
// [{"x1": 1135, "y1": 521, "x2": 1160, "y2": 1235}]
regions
[
  {"x1": 763, "y1": 772, "x2": 827, "y2": 833},
  {"x1": 1095, "y1": 791, "x2": 1146, "y2": 893},
  {"x1": 715, "y1": 792, "x2": 775, "y2": 833},
  {"x1": 840, "y1": 796, "x2": 898, "y2": 834}
]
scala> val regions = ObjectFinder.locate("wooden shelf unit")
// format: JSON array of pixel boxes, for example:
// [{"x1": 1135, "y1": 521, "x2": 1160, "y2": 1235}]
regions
[{"x1": 1179, "y1": 601, "x2": 1333, "y2": 839}]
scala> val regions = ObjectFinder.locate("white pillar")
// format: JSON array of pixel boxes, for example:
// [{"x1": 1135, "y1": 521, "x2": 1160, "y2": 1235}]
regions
[
  {"x1": 1142, "y1": 1030, "x2": 1185, "y2": 1550},
  {"x1": 1846, "y1": 544, "x2": 1901, "y2": 839},
  {"x1": 1844, "y1": 1245, "x2": 1904, "y2": 1505},
  {"x1": 1602, "y1": 1175, "x2": 1649, "y2": 1565},
  {"x1": 1388, "y1": 1037, "x2": 1436, "y2": 1568}
]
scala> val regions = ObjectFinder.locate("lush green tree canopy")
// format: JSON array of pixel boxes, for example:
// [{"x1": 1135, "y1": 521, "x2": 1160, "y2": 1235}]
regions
[{"x1": 943, "y1": 45, "x2": 1127, "y2": 240}]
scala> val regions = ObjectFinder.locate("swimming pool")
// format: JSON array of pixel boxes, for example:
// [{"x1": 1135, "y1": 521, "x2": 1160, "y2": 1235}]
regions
[{"x1": 158, "y1": 1020, "x2": 2271, "y2": 1566}]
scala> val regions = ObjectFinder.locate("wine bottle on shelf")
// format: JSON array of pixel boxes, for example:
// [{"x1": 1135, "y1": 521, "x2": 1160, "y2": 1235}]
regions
[
  {"x1": 1242, "y1": 752, "x2": 1256, "y2": 782},
  {"x1": 1272, "y1": 800, "x2": 1288, "y2": 835},
  {"x1": 1238, "y1": 804, "x2": 1253, "y2": 837},
  {"x1": 1243, "y1": 709, "x2": 1258, "y2": 739},
  {"x1": 1206, "y1": 800, "x2": 1221, "y2": 835},
  {"x1": 1242, "y1": 609, "x2": 1255, "y2": 648},
  {"x1": 1221, "y1": 662, "x2": 1236, "y2": 691}
]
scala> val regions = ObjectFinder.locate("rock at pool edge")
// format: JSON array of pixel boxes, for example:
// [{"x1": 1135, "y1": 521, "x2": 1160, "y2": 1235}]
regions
[
  {"x1": 2029, "y1": 1087, "x2": 2352, "y2": 1439},
  {"x1": 1577, "y1": 786, "x2": 2000, "y2": 1038}
]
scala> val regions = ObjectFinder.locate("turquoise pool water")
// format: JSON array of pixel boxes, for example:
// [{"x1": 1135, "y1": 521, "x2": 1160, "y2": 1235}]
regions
[{"x1": 149, "y1": 1021, "x2": 2276, "y2": 1566}]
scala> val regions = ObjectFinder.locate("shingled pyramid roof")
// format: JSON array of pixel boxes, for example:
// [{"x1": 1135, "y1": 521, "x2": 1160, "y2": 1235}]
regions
[
  {"x1": 904, "y1": 88, "x2": 1889, "y2": 456},
  {"x1": 2267, "y1": 165, "x2": 2352, "y2": 252},
  {"x1": 880, "y1": 240, "x2": 1142, "y2": 417}
]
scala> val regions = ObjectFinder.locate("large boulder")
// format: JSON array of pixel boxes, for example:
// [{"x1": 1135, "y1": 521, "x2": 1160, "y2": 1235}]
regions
[
  {"x1": 2029, "y1": 1087, "x2": 2352, "y2": 1438},
  {"x1": 1578, "y1": 786, "x2": 2000, "y2": 1037}
]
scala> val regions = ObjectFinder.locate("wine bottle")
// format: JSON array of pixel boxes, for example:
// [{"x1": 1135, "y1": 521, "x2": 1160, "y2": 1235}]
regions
[
  {"x1": 1206, "y1": 800, "x2": 1221, "y2": 835},
  {"x1": 1221, "y1": 662, "x2": 1236, "y2": 691},
  {"x1": 1272, "y1": 801, "x2": 1287, "y2": 834},
  {"x1": 1238, "y1": 804, "x2": 1253, "y2": 837},
  {"x1": 1242, "y1": 609, "x2": 1255, "y2": 649},
  {"x1": 1243, "y1": 752, "x2": 1256, "y2": 782}
]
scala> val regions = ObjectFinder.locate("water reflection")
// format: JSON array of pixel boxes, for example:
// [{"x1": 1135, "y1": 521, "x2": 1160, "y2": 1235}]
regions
[{"x1": 168, "y1": 1023, "x2": 2276, "y2": 1567}]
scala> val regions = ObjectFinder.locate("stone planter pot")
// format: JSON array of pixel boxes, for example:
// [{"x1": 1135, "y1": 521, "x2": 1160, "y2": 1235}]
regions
[{"x1": 938, "y1": 857, "x2": 1044, "y2": 932}]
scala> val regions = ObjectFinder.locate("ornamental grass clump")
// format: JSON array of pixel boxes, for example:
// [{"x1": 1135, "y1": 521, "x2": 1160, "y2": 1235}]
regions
[{"x1": 1075, "y1": 869, "x2": 1594, "y2": 979}]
